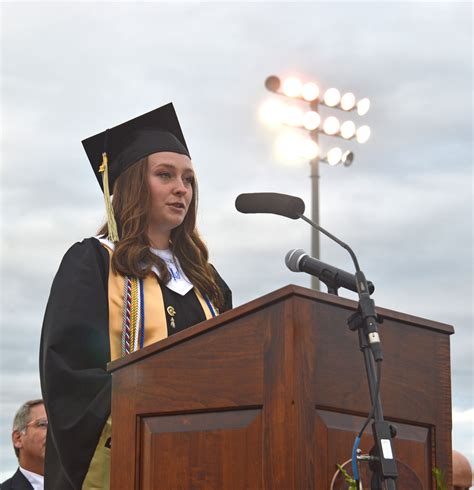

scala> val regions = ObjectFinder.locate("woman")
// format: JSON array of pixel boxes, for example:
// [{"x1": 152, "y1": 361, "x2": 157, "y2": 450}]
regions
[{"x1": 39, "y1": 103, "x2": 232, "y2": 490}]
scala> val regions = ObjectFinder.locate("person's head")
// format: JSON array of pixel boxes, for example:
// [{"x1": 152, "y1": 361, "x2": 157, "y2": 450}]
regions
[
  {"x1": 88, "y1": 103, "x2": 224, "y2": 308},
  {"x1": 109, "y1": 151, "x2": 197, "y2": 249},
  {"x1": 98, "y1": 151, "x2": 223, "y2": 309},
  {"x1": 11, "y1": 399, "x2": 47, "y2": 475}
]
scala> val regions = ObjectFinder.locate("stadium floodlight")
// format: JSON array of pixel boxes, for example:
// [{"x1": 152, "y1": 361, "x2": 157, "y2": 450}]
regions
[
  {"x1": 282, "y1": 77, "x2": 303, "y2": 98},
  {"x1": 274, "y1": 130, "x2": 304, "y2": 162},
  {"x1": 264, "y1": 75, "x2": 370, "y2": 114},
  {"x1": 284, "y1": 105, "x2": 304, "y2": 127},
  {"x1": 302, "y1": 111, "x2": 321, "y2": 130},
  {"x1": 323, "y1": 88, "x2": 341, "y2": 107},
  {"x1": 323, "y1": 116, "x2": 340, "y2": 135},
  {"x1": 262, "y1": 74, "x2": 371, "y2": 289},
  {"x1": 356, "y1": 125, "x2": 371, "y2": 143},
  {"x1": 300, "y1": 138, "x2": 320, "y2": 160},
  {"x1": 321, "y1": 148, "x2": 355, "y2": 167},
  {"x1": 340, "y1": 120, "x2": 356, "y2": 139},
  {"x1": 265, "y1": 75, "x2": 281, "y2": 93},
  {"x1": 259, "y1": 98, "x2": 285, "y2": 127},
  {"x1": 357, "y1": 97, "x2": 371, "y2": 116},
  {"x1": 326, "y1": 147, "x2": 343, "y2": 166},
  {"x1": 302, "y1": 82, "x2": 320, "y2": 101},
  {"x1": 341, "y1": 92, "x2": 356, "y2": 111},
  {"x1": 275, "y1": 130, "x2": 320, "y2": 162},
  {"x1": 342, "y1": 150, "x2": 354, "y2": 166}
]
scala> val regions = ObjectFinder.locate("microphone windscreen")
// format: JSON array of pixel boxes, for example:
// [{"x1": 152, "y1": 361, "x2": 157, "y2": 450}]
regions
[{"x1": 235, "y1": 193, "x2": 305, "y2": 220}]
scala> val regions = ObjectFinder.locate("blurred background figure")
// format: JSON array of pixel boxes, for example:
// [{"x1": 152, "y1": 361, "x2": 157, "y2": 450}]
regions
[
  {"x1": 453, "y1": 449, "x2": 473, "y2": 490},
  {"x1": 1, "y1": 399, "x2": 46, "y2": 490}
]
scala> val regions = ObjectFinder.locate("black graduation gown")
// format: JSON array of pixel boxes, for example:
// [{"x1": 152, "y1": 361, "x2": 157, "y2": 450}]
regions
[{"x1": 39, "y1": 238, "x2": 232, "y2": 490}]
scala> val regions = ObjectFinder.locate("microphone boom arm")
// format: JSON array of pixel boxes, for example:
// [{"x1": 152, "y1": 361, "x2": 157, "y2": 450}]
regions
[{"x1": 299, "y1": 214, "x2": 361, "y2": 274}]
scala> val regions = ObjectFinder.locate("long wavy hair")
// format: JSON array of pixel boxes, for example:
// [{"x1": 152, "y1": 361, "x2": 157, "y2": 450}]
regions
[{"x1": 98, "y1": 157, "x2": 224, "y2": 309}]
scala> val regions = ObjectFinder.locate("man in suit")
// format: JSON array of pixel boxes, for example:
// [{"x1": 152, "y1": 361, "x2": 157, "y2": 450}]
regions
[{"x1": 1, "y1": 399, "x2": 47, "y2": 490}]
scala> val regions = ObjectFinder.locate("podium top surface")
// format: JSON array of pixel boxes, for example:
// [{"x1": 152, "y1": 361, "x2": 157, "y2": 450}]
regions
[{"x1": 108, "y1": 284, "x2": 454, "y2": 373}]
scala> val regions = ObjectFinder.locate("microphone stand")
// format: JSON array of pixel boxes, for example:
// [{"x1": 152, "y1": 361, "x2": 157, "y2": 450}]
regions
[
  {"x1": 299, "y1": 215, "x2": 398, "y2": 489},
  {"x1": 347, "y1": 271, "x2": 398, "y2": 490}
]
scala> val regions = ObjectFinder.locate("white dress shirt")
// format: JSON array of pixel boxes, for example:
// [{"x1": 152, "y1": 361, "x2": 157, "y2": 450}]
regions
[{"x1": 19, "y1": 466, "x2": 44, "y2": 490}]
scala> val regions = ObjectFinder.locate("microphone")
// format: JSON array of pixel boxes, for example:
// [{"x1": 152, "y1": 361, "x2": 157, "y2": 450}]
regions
[
  {"x1": 285, "y1": 248, "x2": 375, "y2": 295},
  {"x1": 235, "y1": 192, "x2": 305, "y2": 220}
]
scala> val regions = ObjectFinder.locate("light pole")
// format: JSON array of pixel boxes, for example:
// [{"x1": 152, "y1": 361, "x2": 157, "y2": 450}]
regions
[
  {"x1": 261, "y1": 75, "x2": 370, "y2": 290},
  {"x1": 309, "y1": 136, "x2": 320, "y2": 291}
]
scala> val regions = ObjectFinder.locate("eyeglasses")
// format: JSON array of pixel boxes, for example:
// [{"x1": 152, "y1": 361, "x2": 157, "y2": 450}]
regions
[{"x1": 26, "y1": 418, "x2": 48, "y2": 429}]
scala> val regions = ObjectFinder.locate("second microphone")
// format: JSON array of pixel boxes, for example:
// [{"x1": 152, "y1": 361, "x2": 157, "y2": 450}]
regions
[{"x1": 286, "y1": 249, "x2": 375, "y2": 295}]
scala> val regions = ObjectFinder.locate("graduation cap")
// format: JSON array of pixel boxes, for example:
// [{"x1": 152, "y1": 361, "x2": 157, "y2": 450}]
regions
[{"x1": 81, "y1": 102, "x2": 190, "y2": 242}]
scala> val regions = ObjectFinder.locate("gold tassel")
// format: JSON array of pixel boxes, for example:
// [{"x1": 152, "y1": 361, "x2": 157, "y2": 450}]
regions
[{"x1": 99, "y1": 152, "x2": 119, "y2": 242}]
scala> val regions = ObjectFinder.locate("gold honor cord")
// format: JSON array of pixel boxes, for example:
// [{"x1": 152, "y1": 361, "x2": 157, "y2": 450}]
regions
[{"x1": 99, "y1": 152, "x2": 119, "y2": 242}]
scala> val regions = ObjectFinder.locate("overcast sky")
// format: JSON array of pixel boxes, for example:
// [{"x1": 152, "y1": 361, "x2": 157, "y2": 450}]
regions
[{"x1": 1, "y1": 0, "x2": 472, "y2": 481}]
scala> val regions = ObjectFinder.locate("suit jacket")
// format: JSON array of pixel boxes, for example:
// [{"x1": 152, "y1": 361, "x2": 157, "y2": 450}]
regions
[{"x1": 0, "y1": 469, "x2": 34, "y2": 490}]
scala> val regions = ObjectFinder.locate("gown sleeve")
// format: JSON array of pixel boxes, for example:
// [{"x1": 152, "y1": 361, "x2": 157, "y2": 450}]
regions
[
  {"x1": 39, "y1": 238, "x2": 111, "y2": 490},
  {"x1": 211, "y1": 265, "x2": 233, "y2": 312}
]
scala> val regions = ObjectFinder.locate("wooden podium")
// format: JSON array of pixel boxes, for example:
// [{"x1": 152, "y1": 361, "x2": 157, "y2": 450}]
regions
[{"x1": 108, "y1": 285, "x2": 454, "y2": 489}]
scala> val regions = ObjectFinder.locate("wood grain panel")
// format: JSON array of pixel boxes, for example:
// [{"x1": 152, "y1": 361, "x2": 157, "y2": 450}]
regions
[
  {"x1": 120, "y1": 314, "x2": 264, "y2": 414},
  {"x1": 311, "y1": 299, "x2": 451, "y2": 425},
  {"x1": 139, "y1": 409, "x2": 263, "y2": 490},
  {"x1": 262, "y1": 300, "x2": 295, "y2": 489},
  {"x1": 316, "y1": 409, "x2": 432, "y2": 489},
  {"x1": 292, "y1": 297, "x2": 318, "y2": 489}
]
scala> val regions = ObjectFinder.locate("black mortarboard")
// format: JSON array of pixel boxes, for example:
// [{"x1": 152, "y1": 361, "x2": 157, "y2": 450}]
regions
[
  {"x1": 81, "y1": 102, "x2": 190, "y2": 242},
  {"x1": 82, "y1": 102, "x2": 190, "y2": 192}
]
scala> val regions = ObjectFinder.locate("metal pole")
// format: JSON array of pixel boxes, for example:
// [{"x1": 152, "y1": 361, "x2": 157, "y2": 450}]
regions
[
  {"x1": 310, "y1": 150, "x2": 320, "y2": 291},
  {"x1": 309, "y1": 100, "x2": 321, "y2": 291}
]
